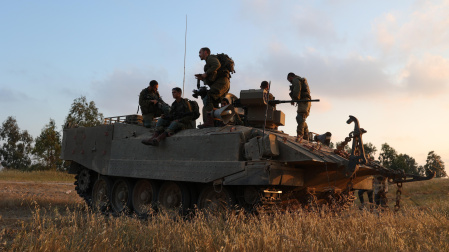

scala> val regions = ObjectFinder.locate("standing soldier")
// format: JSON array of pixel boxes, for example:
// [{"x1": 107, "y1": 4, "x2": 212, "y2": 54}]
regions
[
  {"x1": 139, "y1": 80, "x2": 169, "y2": 128},
  {"x1": 141, "y1": 87, "x2": 193, "y2": 146},
  {"x1": 287, "y1": 72, "x2": 311, "y2": 140},
  {"x1": 373, "y1": 175, "x2": 389, "y2": 207},
  {"x1": 195, "y1": 47, "x2": 231, "y2": 128}
]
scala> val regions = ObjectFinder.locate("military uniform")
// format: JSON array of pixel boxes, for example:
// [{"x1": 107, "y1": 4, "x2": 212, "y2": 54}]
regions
[
  {"x1": 202, "y1": 55, "x2": 230, "y2": 122},
  {"x1": 289, "y1": 75, "x2": 311, "y2": 137},
  {"x1": 139, "y1": 88, "x2": 169, "y2": 128},
  {"x1": 373, "y1": 175, "x2": 388, "y2": 206},
  {"x1": 156, "y1": 98, "x2": 193, "y2": 134}
]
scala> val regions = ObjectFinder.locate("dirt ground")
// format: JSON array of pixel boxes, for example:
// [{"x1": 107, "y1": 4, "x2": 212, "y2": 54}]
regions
[{"x1": 0, "y1": 181, "x2": 84, "y2": 234}]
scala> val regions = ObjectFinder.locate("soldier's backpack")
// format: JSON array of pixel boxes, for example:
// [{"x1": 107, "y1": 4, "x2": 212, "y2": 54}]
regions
[
  {"x1": 188, "y1": 99, "x2": 200, "y2": 120},
  {"x1": 215, "y1": 53, "x2": 236, "y2": 77}
]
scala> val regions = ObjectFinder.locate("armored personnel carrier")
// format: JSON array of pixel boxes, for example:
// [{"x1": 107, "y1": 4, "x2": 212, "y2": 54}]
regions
[{"x1": 61, "y1": 89, "x2": 433, "y2": 215}]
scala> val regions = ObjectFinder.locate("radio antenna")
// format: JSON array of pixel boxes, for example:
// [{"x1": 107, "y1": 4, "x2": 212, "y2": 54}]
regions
[{"x1": 182, "y1": 15, "x2": 187, "y2": 97}]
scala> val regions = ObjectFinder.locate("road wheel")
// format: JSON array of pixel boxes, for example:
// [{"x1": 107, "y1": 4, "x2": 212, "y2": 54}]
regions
[
  {"x1": 197, "y1": 185, "x2": 236, "y2": 213},
  {"x1": 110, "y1": 178, "x2": 133, "y2": 214},
  {"x1": 75, "y1": 168, "x2": 91, "y2": 194},
  {"x1": 91, "y1": 176, "x2": 113, "y2": 212},
  {"x1": 74, "y1": 168, "x2": 96, "y2": 206},
  {"x1": 132, "y1": 179, "x2": 158, "y2": 217},
  {"x1": 158, "y1": 181, "x2": 190, "y2": 213}
]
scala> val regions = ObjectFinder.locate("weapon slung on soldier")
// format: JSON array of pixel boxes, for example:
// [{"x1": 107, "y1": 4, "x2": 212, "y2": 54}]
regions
[{"x1": 268, "y1": 99, "x2": 320, "y2": 105}]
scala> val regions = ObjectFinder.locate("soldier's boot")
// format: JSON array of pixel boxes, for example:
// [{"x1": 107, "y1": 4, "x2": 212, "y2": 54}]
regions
[
  {"x1": 296, "y1": 131, "x2": 304, "y2": 143},
  {"x1": 141, "y1": 132, "x2": 160, "y2": 145},
  {"x1": 198, "y1": 112, "x2": 215, "y2": 129},
  {"x1": 303, "y1": 123, "x2": 309, "y2": 141},
  {"x1": 151, "y1": 132, "x2": 168, "y2": 146},
  {"x1": 303, "y1": 132, "x2": 309, "y2": 141}
]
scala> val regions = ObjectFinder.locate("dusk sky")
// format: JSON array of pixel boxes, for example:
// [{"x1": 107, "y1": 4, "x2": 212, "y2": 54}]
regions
[{"x1": 1, "y1": 0, "x2": 448, "y2": 172}]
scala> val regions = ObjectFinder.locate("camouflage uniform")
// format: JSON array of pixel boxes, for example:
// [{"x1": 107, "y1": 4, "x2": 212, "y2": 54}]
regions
[
  {"x1": 263, "y1": 89, "x2": 276, "y2": 109},
  {"x1": 202, "y1": 55, "x2": 230, "y2": 122},
  {"x1": 373, "y1": 175, "x2": 388, "y2": 206},
  {"x1": 139, "y1": 88, "x2": 169, "y2": 128},
  {"x1": 289, "y1": 75, "x2": 311, "y2": 137},
  {"x1": 156, "y1": 99, "x2": 193, "y2": 134}
]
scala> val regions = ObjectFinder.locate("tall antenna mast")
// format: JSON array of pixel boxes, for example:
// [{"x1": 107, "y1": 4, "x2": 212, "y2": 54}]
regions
[{"x1": 182, "y1": 15, "x2": 187, "y2": 97}]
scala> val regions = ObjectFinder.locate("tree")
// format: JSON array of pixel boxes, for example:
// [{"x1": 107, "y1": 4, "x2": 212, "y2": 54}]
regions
[
  {"x1": 336, "y1": 141, "x2": 377, "y2": 159},
  {"x1": 32, "y1": 119, "x2": 62, "y2": 171},
  {"x1": 363, "y1": 142, "x2": 377, "y2": 159},
  {"x1": 417, "y1": 165, "x2": 426, "y2": 176},
  {"x1": 0, "y1": 116, "x2": 33, "y2": 170},
  {"x1": 335, "y1": 141, "x2": 351, "y2": 153},
  {"x1": 378, "y1": 143, "x2": 397, "y2": 168},
  {"x1": 424, "y1": 151, "x2": 447, "y2": 178},
  {"x1": 391, "y1": 153, "x2": 419, "y2": 175},
  {"x1": 64, "y1": 96, "x2": 104, "y2": 128}
]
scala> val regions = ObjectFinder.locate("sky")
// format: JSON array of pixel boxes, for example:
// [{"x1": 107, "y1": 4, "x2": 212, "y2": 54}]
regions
[{"x1": 1, "y1": 0, "x2": 448, "y2": 172}]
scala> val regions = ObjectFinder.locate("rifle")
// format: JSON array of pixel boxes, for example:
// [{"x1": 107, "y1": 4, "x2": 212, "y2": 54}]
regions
[
  {"x1": 192, "y1": 79, "x2": 209, "y2": 99},
  {"x1": 268, "y1": 99, "x2": 320, "y2": 105}
]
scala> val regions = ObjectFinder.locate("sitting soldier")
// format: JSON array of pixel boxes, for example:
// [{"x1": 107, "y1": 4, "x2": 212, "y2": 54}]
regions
[
  {"x1": 139, "y1": 80, "x2": 169, "y2": 128},
  {"x1": 141, "y1": 87, "x2": 193, "y2": 146}
]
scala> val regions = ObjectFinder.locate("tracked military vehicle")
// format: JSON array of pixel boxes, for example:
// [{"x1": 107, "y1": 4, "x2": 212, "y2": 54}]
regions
[{"x1": 62, "y1": 89, "x2": 434, "y2": 215}]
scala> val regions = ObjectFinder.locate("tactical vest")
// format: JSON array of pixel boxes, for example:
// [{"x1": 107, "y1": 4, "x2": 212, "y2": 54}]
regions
[
  {"x1": 300, "y1": 77, "x2": 311, "y2": 99},
  {"x1": 140, "y1": 88, "x2": 161, "y2": 114}
]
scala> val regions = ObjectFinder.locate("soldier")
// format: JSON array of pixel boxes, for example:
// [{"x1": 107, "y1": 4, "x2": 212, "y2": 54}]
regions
[
  {"x1": 260, "y1": 80, "x2": 275, "y2": 101},
  {"x1": 141, "y1": 87, "x2": 193, "y2": 146},
  {"x1": 260, "y1": 81, "x2": 269, "y2": 91},
  {"x1": 139, "y1": 80, "x2": 169, "y2": 128},
  {"x1": 373, "y1": 175, "x2": 389, "y2": 207},
  {"x1": 195, "y1": 47, "x2": 230, "y2": 128},
  {"x1": 287, "y1": 72, "x2": 311, "y2": 140},
  {"x1": 358, "y1": 189, "x2": 374, "y2": 210}
]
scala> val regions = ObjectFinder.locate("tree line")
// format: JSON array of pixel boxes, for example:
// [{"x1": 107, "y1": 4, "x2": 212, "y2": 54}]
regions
[
  {"x1": 331, "y1": 141, "x2": 447, "y2": 178},
  {"x1": 0, "y1": 96, "x2": 103, "y2": 171},
  {"x1": 0, "y1": 96, "x2": 447, "y2": 177}
]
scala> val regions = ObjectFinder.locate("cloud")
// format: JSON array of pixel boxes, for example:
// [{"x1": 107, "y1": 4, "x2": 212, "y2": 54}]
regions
[
  {"x1": 233, "y1": 45, "x2": 392, "y2": 100},
  {"x1": 399, "y1": 54, "x2": 449, "y2": 96},
  {"x1": 375, "y1": 13, "x2": 398, "y2": 52},
  {"x1": 290, "y1": 5, "x2": 342, "y2": 47},
  {"x1": 238, "y1": 1, "x2": 342, "y2": 48},
  {"x1": 374, "y1": 1, "x2": 449, "y2": 56},
  {"x1": 90, "y1": 67, "x2": 170, "y2": 116},
  {"x1": 238, "y1": 0, "x2": 284, "y2": 25},
  {"x1": 0, "y1": 87, "x2": 31, "y2": 103}
]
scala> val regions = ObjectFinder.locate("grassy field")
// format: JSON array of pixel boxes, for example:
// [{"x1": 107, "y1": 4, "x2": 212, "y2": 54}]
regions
[
  {"x1": 0, "y1": 169, "x2": 75, "y2": 182},
  {"x1": 1, "y1": 171, "x2": 448, "y2": 251}
]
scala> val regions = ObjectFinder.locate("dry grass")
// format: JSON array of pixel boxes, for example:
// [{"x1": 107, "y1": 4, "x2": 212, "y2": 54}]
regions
[
  {"x1": 0, "y1": 170, "x2": 75, "y2": 182},
  {"x1": 4, "y1": 206, "x2": 449, "y2": 251},
  {"x1": 1, "y1": 178, "x2": 448, "y2": 251}
]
